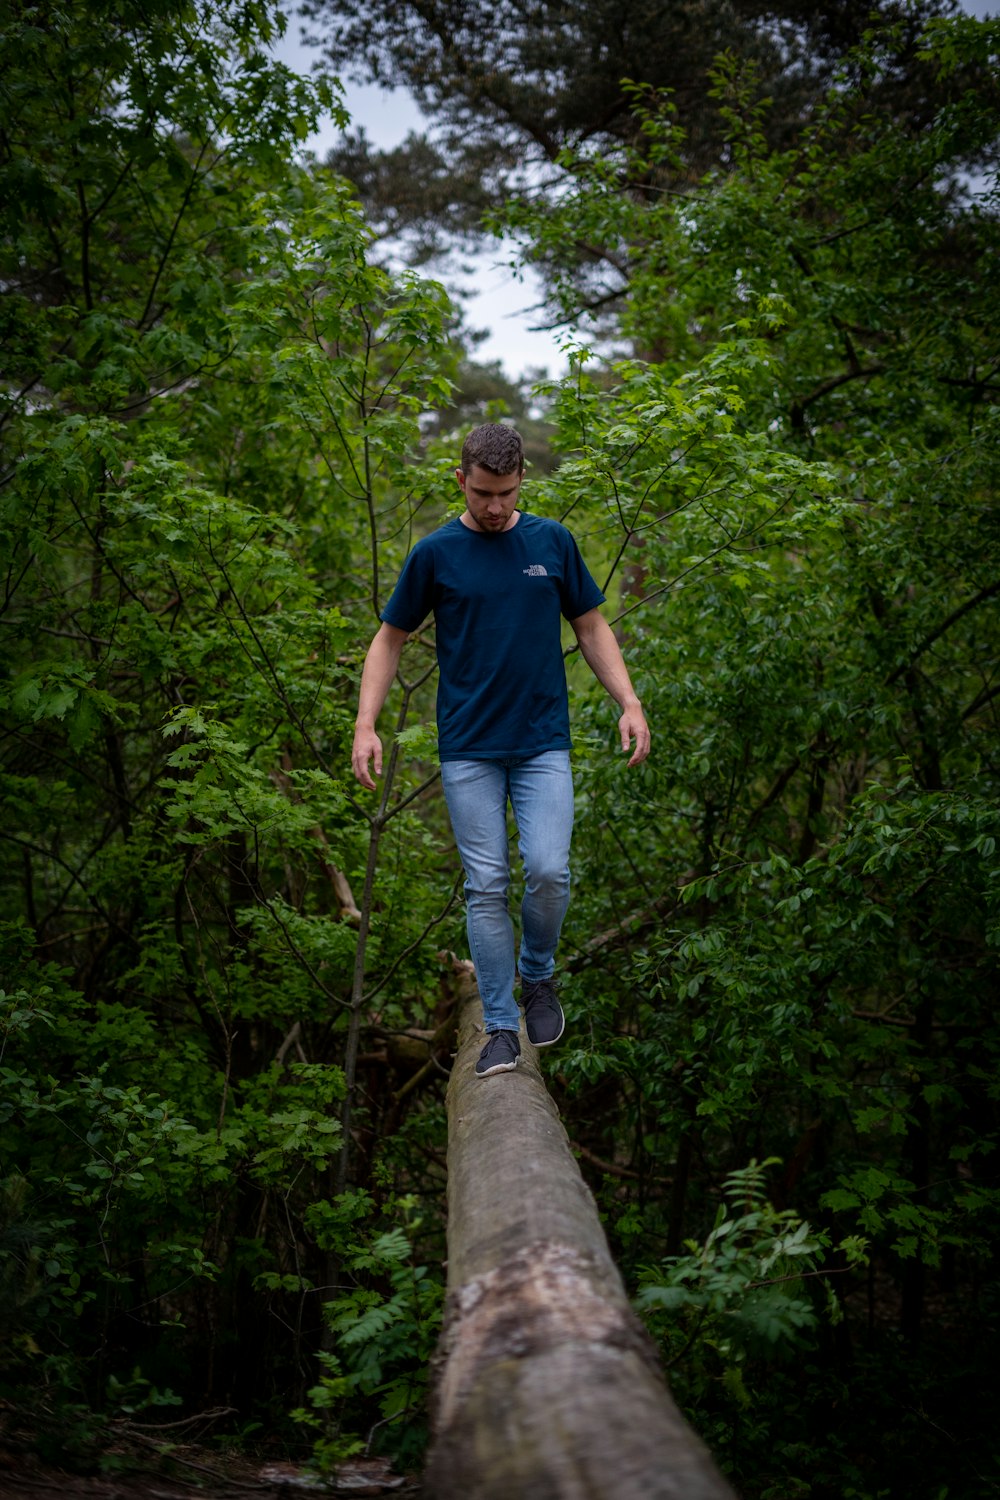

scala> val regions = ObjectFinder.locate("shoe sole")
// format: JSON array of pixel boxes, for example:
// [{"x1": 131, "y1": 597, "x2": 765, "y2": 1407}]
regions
[{"x1": 476, "y1": 1057, "x2": 519, "y2": 1079}]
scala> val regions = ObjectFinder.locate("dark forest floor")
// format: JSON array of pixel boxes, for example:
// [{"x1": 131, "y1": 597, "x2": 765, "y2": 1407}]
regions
[{"x1": 0, "y1": 1441, "x2": 420, "y2": 1498}]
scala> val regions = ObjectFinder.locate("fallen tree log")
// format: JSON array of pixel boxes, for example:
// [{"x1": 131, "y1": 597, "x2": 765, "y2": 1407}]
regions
[{"x1": 424, "y1": 982, "x2": 737, "y2": 1500}]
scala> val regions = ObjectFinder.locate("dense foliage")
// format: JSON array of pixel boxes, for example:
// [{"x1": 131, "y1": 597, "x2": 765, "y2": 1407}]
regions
[
  {"x1": 0, "y1": 0, "x2": 459, "y2": 1469},
  {"x1": 305, "y1": 0, "x2": 990, "y2": 279},
  {"x1": 2, "y1": 1, "x2": 998, "y2": 1495}
]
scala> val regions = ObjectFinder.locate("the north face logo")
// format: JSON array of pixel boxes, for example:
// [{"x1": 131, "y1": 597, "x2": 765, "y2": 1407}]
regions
[{"x1": 523, "y1": 564, "x2": 548, "y2": 577}]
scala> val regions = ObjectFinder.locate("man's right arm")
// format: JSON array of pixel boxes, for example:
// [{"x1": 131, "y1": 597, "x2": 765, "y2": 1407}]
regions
[{"x1": 351, "y1": 622, "x2": 410, "y2": 789}]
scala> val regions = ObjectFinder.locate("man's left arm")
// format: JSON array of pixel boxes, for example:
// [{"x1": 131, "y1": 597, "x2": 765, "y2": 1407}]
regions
[{"x1": 570, "y1": 608, "x2": 651, "y2": 767}]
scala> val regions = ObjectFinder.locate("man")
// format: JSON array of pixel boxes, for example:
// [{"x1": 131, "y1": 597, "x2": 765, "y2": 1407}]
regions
[{"x1": 352, "y1": 423, "x2": 650, "y2": 1078}]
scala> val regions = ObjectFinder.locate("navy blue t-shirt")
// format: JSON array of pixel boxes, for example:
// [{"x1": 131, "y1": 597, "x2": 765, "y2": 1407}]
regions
[{"x1": 381, "y1": 513, "x2": 605, "y2": 761}]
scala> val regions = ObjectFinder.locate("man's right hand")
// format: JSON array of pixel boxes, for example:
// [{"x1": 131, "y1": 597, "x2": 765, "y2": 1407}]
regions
[
  {"x1": 351, "y1": 622, "x2": 408, "y2": 789},
  {"x1": 352, "y1": 726, "x2": 383, "y2": 790}
]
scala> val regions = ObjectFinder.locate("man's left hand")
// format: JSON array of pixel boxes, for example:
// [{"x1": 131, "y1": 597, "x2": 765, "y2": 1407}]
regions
[{"x1": 619, "y1": 701, "x2": 651, "y2": 767}]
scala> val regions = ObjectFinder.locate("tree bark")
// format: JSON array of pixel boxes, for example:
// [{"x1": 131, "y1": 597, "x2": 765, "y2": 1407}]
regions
[{"x1": 424, "y1": 981, "x2": 737, "y2": 1500}]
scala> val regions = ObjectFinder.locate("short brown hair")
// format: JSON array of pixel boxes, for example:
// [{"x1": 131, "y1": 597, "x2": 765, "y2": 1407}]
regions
[{"x1": 460, "y1": 422, "x2": 524, "y2": 476}]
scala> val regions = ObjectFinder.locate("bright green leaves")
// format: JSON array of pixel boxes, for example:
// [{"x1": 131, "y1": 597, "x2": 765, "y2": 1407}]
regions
[
  {"x1": 921, "y1": 13, "x2": 1000, "y2": 76},
  {"x1": 0, "y1": 0, "x2": 461, "y2": 1457},
  {"x1": 538, "y1": 339, "x2": 840, "y2": 605},
  {"x1": 636, "y1": 1160, "x2": 838, "y2": 1358},
  {"x1": 6, "y1": 663, "x2": 125, "y2": 749},
  {"x1": 0, "y1": 2, "x2": 337, "y2": 413},
  {"x1": 170, "y1": 1061, "x2": 346, "y2": 1184},
  {"x1": 161, "y1": 709, "x2": 317, "y2": 844},
  {"x1": 291, "y1": 1201, "x2": 443, "y2": 1471},
  {"x1": 3, "y1": 0, "x2": 997, "y2": 1485},
  {"x1": 519, "y1": 29, "x2": 1000, "y2": 1493},
  {"x1": 820, "y1": 1164, "x2": 994, "y2": 1270}
]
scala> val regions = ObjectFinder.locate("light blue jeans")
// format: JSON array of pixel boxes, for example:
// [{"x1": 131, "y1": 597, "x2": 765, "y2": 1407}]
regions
[{"x1": 440, "y1": 751, "x2": 574, "y2": 1033}]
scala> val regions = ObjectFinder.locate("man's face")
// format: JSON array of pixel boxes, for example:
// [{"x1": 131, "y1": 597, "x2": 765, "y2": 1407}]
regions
[{"x1": 455, "y1": 463, "x2": 524, "y2": 533}]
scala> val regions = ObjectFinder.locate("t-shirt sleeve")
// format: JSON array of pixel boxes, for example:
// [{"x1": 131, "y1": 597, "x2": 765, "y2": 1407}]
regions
[
  {"x1": 559, "y1": 528, "x2": 606, "y2": 619},
  {"x1": 380, "y1": 542, "x2": 435, "y2": 632}
]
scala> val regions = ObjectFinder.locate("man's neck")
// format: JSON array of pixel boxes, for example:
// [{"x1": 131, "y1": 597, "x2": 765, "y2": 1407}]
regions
[{"x1": 459, "y1": 509, "x2": 521, "y2": 533}]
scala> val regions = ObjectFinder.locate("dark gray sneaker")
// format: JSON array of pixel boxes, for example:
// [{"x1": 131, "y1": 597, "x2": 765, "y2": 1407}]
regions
[
  {"x1": 522, "y1": 979, "x2": 565, "y2": 1046},
  {"x1": 475, "y1": 1029, "x2": 521, "y2": 1078}
]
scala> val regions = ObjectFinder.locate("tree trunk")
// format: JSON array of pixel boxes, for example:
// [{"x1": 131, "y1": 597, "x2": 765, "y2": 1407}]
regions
[{"x1": 424, "y1": 982, "x2": 737, "y2": 1500}]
